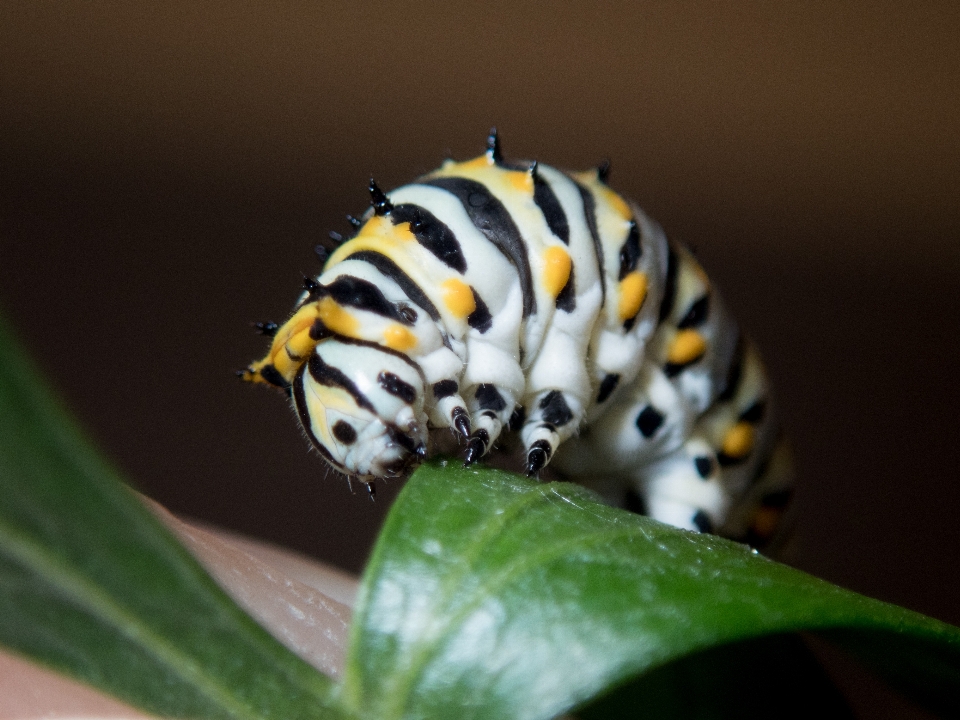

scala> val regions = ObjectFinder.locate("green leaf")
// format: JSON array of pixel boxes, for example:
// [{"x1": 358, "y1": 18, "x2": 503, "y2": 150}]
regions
[
  {"x1": 0, "y1": 316, "x2": 349, "y2": 720},
  {"x1": 343, "y1": 460, "x2": 960, "y2": 720}
]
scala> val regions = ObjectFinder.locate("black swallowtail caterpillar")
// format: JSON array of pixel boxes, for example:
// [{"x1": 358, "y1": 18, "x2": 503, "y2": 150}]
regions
[{"x1": 242, "y1": 130, "x2": 792, "y2": 544}]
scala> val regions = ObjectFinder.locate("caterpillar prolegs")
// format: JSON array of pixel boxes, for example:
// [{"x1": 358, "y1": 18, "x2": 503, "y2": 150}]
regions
[{"x1": 242, "y1": 131, "x2": 792, "y2": 545}]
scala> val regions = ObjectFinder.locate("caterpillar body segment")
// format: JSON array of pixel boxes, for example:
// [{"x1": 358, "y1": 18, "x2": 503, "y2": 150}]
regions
[{"x1": 243, "y1": 132, "x2": 791, "y2": 543}]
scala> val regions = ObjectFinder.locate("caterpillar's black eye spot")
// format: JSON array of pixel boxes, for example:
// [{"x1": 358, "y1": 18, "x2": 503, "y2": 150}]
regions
[
  {"x1": 692, "y1": 510, "x2": 714, "y2": 533},
  {"x1": 694, "y1": 456, "x2": 714, "y2": 479},
  {"x1": 333, "y1": 420, "x2": 357, "y2": 445},
  {"x1": 468, "y1": 191, "x2": 488, "y2": 208},
  {"x1": 635, "y1": 405, "x2": 664, "y2": 438}
]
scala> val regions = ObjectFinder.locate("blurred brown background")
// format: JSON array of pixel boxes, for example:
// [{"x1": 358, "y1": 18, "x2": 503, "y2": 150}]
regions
[{"x1": 1, "y1": 2, "x2": 959, "y2": 714}]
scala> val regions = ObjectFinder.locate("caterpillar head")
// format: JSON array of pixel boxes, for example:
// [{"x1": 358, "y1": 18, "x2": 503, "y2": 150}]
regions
[{"x1": 293, "y1": 338, "x2": 428, "y2": 480}]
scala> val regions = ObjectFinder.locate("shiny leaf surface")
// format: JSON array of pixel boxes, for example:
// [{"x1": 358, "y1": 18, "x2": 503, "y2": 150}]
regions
[{"x1": 343, "y1": 460, "x2": 960, "y2": 720}]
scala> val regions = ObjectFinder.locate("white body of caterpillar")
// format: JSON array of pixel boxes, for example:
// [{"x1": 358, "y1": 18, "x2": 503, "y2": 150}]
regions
[{"x1": 243, "y1": 132, "x2": 792, "y2": 543}]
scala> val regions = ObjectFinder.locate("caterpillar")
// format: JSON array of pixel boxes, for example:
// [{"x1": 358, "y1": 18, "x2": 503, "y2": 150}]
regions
[{"x1": 242, "y1": 130, "x2": 792, "y2": 544}]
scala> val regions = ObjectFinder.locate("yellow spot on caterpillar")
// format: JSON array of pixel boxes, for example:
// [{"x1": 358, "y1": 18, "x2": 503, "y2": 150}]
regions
[
  {"x1": 317, "y1": 297, "x2": 360, "y2": 337},
  {"x1": 431, "y1": 156, "x2": 532, "y2": 198},
  {"x1": 721, "y1": 421, "x2": 755, "y2": 459},
  {"x1": 441, "y1": 278, "x2": 476, "y2": 318},
  {"x1": 353, "y1": 215, "x2": 413, "y2": 241},
  {"x1": 457, "y1": 155, "x2": 495, "y2": 171},
  {"x1": 667, "y1": 329, "x2": 707, "y2": 365},
  {"x1": 751, "y1": 506, "x2": 782, "y2": 539},
  {"x1": 383, "y1": 324, "x2": 417, "y2": 352},
  {"x1": 601, "y1": 188, "x2": 632, "y2": 221},
  {"x1": 392, "y1": 223, "x2": 420, "y2": 241},
  {"x1": 618, "y1": 271, "x2": 648, "y2": 321},
  {"x1": 571, "y1": 170, "x2": 594, "y2": 184},
  {"x1": 508, "y1": 170, "x2": 534, "y2": 195},
  {"x1": 326, "y1": 216, "x2": 416, "y2": 270},
  {"x1": 542, "y1": 246, "x2": 572, "y2": 297}
]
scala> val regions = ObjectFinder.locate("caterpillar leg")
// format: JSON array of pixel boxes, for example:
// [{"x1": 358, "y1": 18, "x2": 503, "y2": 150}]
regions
[
  {"x1": 427, "y1": 379, "x2": 471, "y2": 439},
  {"x1": 462, "y1": 383, "x2": 518, "y2": 465},
  {"x1": 458, "y1": 334, "x2": 525, "y2": 464},
  {"x1": 519, "y1": 389, "x2": 584, "y2": 476}
]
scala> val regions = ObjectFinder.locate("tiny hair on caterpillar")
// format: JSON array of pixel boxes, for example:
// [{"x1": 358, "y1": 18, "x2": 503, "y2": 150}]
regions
[{"x1": 241, "y1": 129, "x2": 792, "y2": 545}]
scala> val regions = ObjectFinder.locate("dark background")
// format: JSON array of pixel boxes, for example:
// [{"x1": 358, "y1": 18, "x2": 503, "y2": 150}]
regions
[{"x1": 2, "y1": 3, "x2": 958, "y2": 716}]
